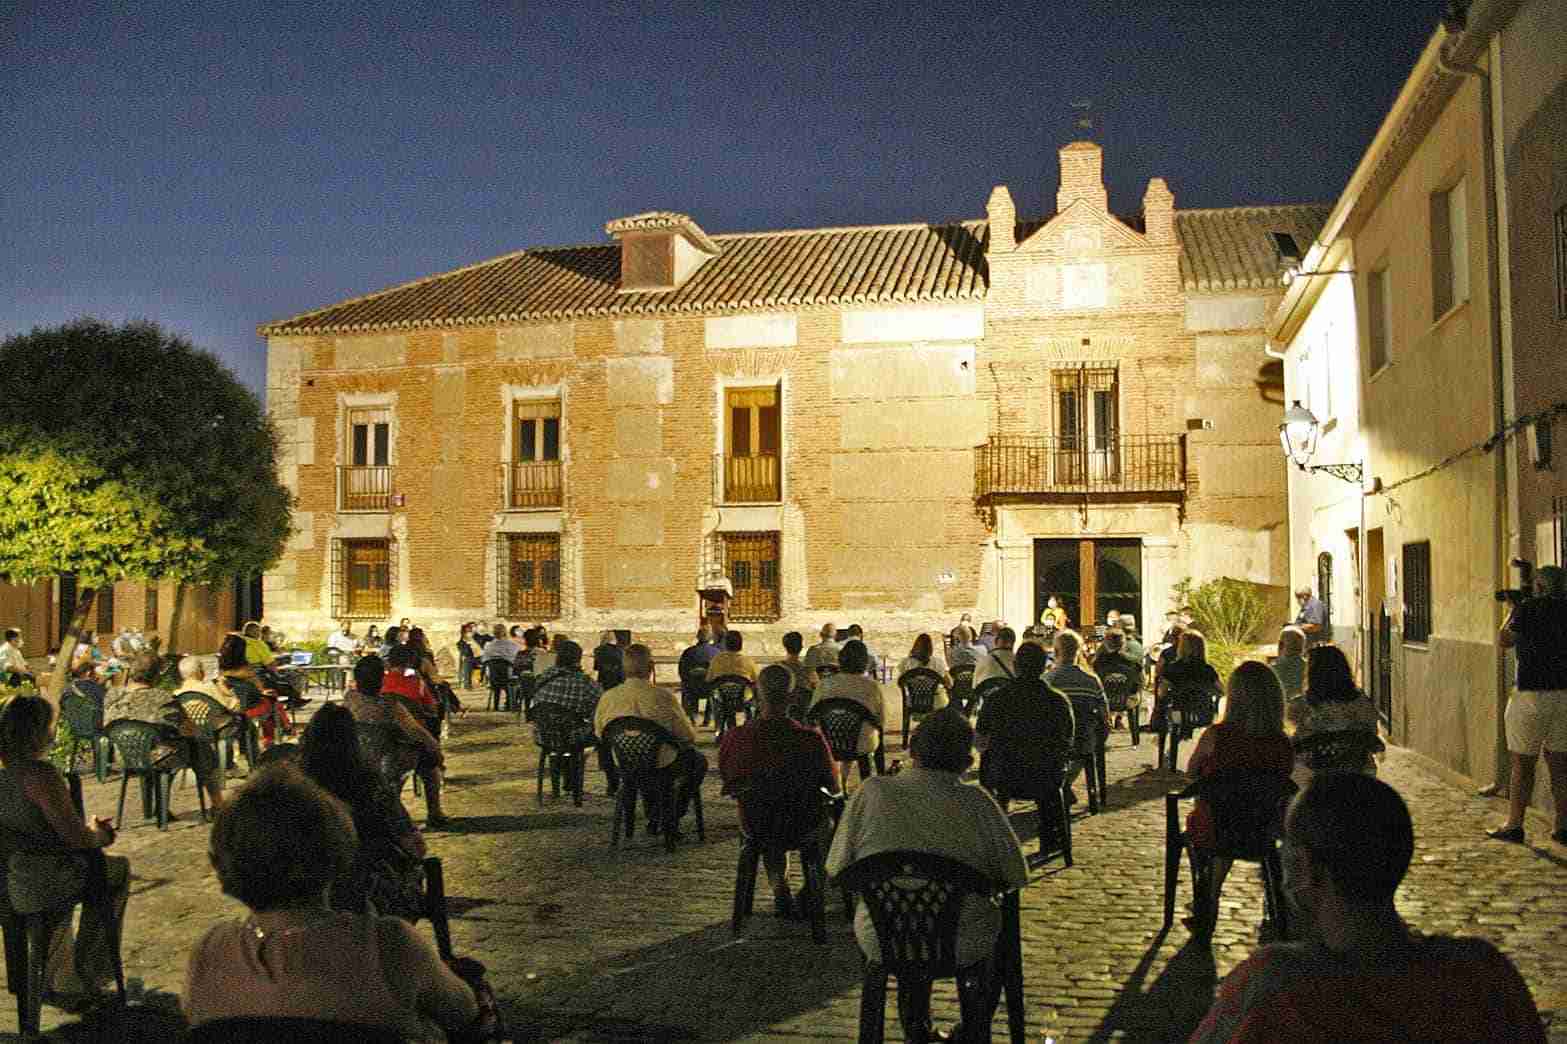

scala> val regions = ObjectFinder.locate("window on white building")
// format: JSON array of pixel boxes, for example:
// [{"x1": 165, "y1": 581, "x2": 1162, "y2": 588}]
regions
[
  {"x1": 1431, "y1": 176, "x2": 1469, "y2": 319},
  {"x1": 1366, "y1": 266, "x2": 1391, "y2": 375}
]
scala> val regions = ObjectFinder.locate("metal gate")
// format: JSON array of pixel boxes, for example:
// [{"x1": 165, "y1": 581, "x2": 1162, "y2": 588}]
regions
[{"x1": 1375, "y1": 605, "x2": 1392, "y2": 728}]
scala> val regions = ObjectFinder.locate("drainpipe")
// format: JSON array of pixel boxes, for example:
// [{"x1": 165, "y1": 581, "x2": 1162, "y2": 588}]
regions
[{"x1": 1440, "y1": 30, "x2": 1515, "y2": 787}]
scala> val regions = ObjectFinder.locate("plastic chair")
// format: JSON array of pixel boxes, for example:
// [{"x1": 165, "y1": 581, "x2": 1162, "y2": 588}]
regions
[
  {"x1": 1164, "y1": 771, "x2": 1297, "y2": 939},
  {"x1": 896, "y1": 667, "x2": 947, "y2": 750},
  {"x1": 835, "y1": 850, "x2": 1026, "y2": 1043},
  {"x1": 985, "y1": 759, "x2": 1072, "y2": 868},
  {"x1": 602, "y1": 716, "x2": 706, "y2": 852},
  {"x1": 731, "y1": 776, "x2": 835, "y2": 943},
  {"x1": 708, "y1": 674, "x2": 757, "y2": 739},
  {"x1": 531, "y1": 703, "x2": 591, "y2": 807},
  {"x1": 1099, "y1": 664, "x2": 1142, "y2": 746},
  {"x1": 0, "y1": 772, "x2": 127, "y2": 1037},
  {"x1": 481, "y1": 658, "x2": 511, "y2": 712},
  {"x1": 968, "y1": 677, "x2": 1010, "y2": 722},
  {"x1": 807, "y1": 698, "x2": 877, "y2": 784},
  {"x1": 185, "y1": 1018, "x2": 407, "y2": 1043},
  {"x1": 1065, "y1": 692, "x2": 1109, "y2": 814},
  {"x1": 60, "y1": 681, "x2": 109, "y2": 783},
  {"x1": 105, "y1": 719, "x2": 201, "y2": 830},
  {"x1": 177, "y1": 690, "x2": 252, "y2": 776},
  {"x1": 1160, "y1": 684, "x2": 1220, "y2": 772},
  {"x1": 1293, "y1": 729, "x2": 1385, "y2": 775},
  {"x1": 949, "y1": 664, "x2": 976, "y2": 716},
  {"x1": 511, "y1": 670, "x2": 536, "y2": 721},
  {"x1": 679, "y1": 662, "x2": 708, "y2": 721}
]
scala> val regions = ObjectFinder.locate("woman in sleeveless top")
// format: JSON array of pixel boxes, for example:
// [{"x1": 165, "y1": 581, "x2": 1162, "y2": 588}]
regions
[
  {"x1": 184, "y1": 769, "x2": 490, "y2": 1040},
  {"x1": 0, "y1": 695, "x2": 129, "y2": 1007}
]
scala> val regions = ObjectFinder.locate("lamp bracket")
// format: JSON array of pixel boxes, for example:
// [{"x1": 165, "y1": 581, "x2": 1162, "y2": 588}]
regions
[{"x1": 1304, "y1": 461, "x2": 1364, "y2": 485}]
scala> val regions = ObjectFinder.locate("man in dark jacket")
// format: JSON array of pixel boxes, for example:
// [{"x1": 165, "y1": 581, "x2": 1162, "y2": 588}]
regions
[{"x1": 974, "y1": 642, "x2": 1074, "y2": 851}]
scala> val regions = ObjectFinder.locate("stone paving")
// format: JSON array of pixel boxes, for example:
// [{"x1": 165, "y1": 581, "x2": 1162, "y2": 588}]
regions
[{"x1": 11, "y1": 685, "x2": 1567, "y2": 1041}]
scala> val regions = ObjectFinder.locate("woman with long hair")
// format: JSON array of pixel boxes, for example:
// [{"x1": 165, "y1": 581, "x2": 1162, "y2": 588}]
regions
[
  {"x1": 896, "y1": 633, "x2": 952, "y2": 690},
  {"x1": 299, "y1": 703, "x2": 425, "y2": 915},
  {"x1": 1295, "y1": 643, "x2": 1379, "y2": 776},
  {"x1": 1154, "y1": 629, "x2": 1220, "y2": 769},
  {"x1": 1181, "y1": 661, "x2": 1294, "y2": 931},
  {"x1": 216, "y1": 633, "x2": 288, "y2": 747}
]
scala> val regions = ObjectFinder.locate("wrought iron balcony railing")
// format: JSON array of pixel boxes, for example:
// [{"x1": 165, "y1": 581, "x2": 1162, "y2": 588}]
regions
[
  {"x1": 503, "y1": 460, "x2": 563, "y2": 510},
  {"x1": 717, "y1": 454, "x2": 781, "y2": 504},
  {"x1": 974, "y1": 434, "x2": 1186, "y2": 498},
  {"x1": 337, "y1": 466, "x2": 394, "y2": 512}
]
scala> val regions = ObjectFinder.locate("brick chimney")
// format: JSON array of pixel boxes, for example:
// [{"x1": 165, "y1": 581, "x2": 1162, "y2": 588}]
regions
[
  {"x1": 1057, "y1": 141, "x2": 1108, "y2": 213},
  {"x1": 986, "y1": 185, "x2": 1016, "y2": 253},
  {"x1": 1142, "y1": 177, "x2": 1175, "y2": 244}
]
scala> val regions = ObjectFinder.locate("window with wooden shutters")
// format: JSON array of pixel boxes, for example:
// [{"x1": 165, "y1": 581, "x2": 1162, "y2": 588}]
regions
[
  {"x1": 343, "y1": 406, "x2": 393, "y2": 511},
  {"x1": 144, "y1": 585, "x2": 159, "y2": 631},
  {"x1": 1052, "y1": 365, "x2": 1118, "y2": 484},
  {"x1": 499, "y1": 534, "x2": 561, "y2": 619},
  {"x1": 723, "y1": 384, "x2": 781, "y2": 502},
  {"x1": 1402, "y1": 541, "x2": 1432, "y2": 644},
  {"x1": 1366, "y1": 266, "x2": 1391, "y2": 374},
  {"x1": 333, "y1": 539, "x2": 392, "y2": 620},
  {"x1": 510, "y1": 400, "x2": 563, "y2": 508},
  {"x1": 724, "y1": 531, "x2": 780, "y2": 622}
]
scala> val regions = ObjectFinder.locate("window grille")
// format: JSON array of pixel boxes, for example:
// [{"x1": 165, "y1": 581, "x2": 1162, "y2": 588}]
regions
[
  {"x1": 723, "y1": 531, "x2": 781, "y2": 622},
  {"x1": 497, "y1": 533, "x2": 561, "y2": 620},
  {"x1": 332, "y1": 538, "x2": 395, "y2": 621},
  {"x1": 1316, "y1": 552, "x2": 1333, "y2": 625},
  {"x1": 1402, "y1": 542, "x2": 1432, "y2": 644}
]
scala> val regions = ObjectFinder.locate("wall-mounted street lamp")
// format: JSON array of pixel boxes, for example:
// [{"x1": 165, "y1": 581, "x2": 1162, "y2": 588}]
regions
[{"x1": 1279, "y1": 399, "x2": 1371, "y2": 686}]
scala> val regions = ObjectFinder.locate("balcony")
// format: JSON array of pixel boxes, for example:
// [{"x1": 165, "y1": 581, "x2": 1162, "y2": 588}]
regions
[
  {"x1": 337, "y1": 466, "x2": 394, "y2": 512},
  {"x1": 717, "y1": 454, "x2": 781, "y2": 504},
  {"x1": 503, "y1": 460, "x2": 563, "y2": 510},
  {"x1": 974, "y1": 434, "x2": 1186, "y2": 499}
]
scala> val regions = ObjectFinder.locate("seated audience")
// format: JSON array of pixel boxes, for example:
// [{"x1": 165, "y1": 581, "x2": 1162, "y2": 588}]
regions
[
  {"x1": 1155, "y1": 628, "x2": 1219, "y2": 768},
  {"x1": 811, "y1": 640, "x2": 885, "y2": 773},
  {"x1": 1272, "y1": 626, "x2": 1308, "y2": 712},
  {"x1": 1045, "y1": 630, "x2": 1110, "y2": 804},
  {"x1": 326, "y1": 621, "x2": 359, "y2": 661},
  {"x1": 1294, "y1": 644, "x2": 1380, "y2": 779},
  {"x1": 677, "y1": 626, "x2": 718, "y2": 723},
  {"x1": 778, "y1": 631, "x2": 819, "y2": 707},
  {"x1": 479, "y1": 621, "x2": 521, "y2": 667},
  {"x1": 0, "y1": 695, "x2": 129, "y2": 1009},
  {"x1": 974, "y1": 626, "x2": 1018, "y2": 685},
  {"x1": 406, "y1": 627, "x2": 461, "y2": 718},
  {"x1": 184, "y1": 769, "x2": 494, "y2": 1039},
  {"x1": 896, "y1": 632, "x2": 953, "y2": 696},
  {"x1": 108, "y1": 652, "x2": 224, "y2": 814},
  {"x1": 975, "y1": 642, "x2": 1074, "y2": 813},
  {"x1": 534, "y1": 639, "x2": 615, "y2": 795},
  {"x1": 803, "y1": 622, "x2": 841, "y2": 673},
  {"x1": 719, "y1": 665, "x2": 840, "y2": 919},
  {"x1": 216, "y1": 633, "x2": 292, "y2": 746},
  {"x1": 595, "y1": 644, "x2": 707, "y2": 836},
  {"x1": 1, "y1": 628, "x2": 34, "y2": 686},
  {"x1": 827, "y1": 711, "x2": 1027, "y2": 1043},
  {"x1": 176, "y1": 655, "x2": 237, "y2": 711},
  {"x1": 947, "y1": 624, "x2": 980, "y2": 671},
  {"x1": 299, "y1": 703, "x2": 425, "y2": 917},
  {"x1": 345, "y1": 655, "x2": 445, "y2": 826},
  {"x1": 1091, "y1": 629, "x2": 1142, "y2": 733},
  {"x1": 847, "y1": 624, "x2": 879, "y2": 677},
  {"x1": 1119, "y1": 615, "x2": 1146, "y2": 663},
  {"x1": 1191, "y1": 773, "x2": 1544, "y2": 1042},
  {"x1": 1183, "y1": 661, "x2": 1295, "y2": 931},
  {"x1": 593, "y1": 631, "x2": 625, "y2": 692},
  {"x1": 379, "y1": 626, "x2": 404, "y2": 660},
  {"x1": 240, "y1": 622, "x2": 275, "y2": 667},
  {"x1": 708, "y1": 629, "x2": 760, "y2": 686}
]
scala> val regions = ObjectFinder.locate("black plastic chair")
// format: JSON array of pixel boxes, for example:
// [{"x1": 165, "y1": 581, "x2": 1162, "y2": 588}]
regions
[
  {"x1": 1160, "y1": 684, "x2": 1220, "y2": 772},
  {"x1": 835, "y1": 850, "x2": 1026, "y2": 1043},
  {"x1": 896, "y1": 667, "x2": 947, "y2": 750},
  {"x1": 106, "y1": 718, "x2": 201, "y2": 830},
  {"x1": 185, "y1": 1017, "x2": 407, "y2": 1043},
  {"x1": 511, "y1": 670, "x2": 537, "y2": 721},
  {"x1": 482, "y1": 658, "x2": 511, "y2": 712},
  {"x1": 602, "y1": 716, "x2": 706, "y2": 852},
  {"x1": 1164, "y1": 771, "x2": 1297, "y2": 939},
  {"x1": 808, "y1": 698, "x2": 878, "y2": 784},
  {"x1": 709, "y1": 674, "x2": 757, "y2": 738},
  {"x1": 1099, "y1": 664, "x2": 1142, "y2": 746},
  {"x1": 949, "y1": 664, "x2": 976, "y2": 716},
  {"x1": 1293, "y1": 728, "x2": 1385, "y2": 775},
  {"x1": 968, "y1": 677, "x2": 1010, "y2": 722},
  {"x1": 985, "y1": 759, "x2": 1072, "y2": 868},
  {"x1": 0, "y1": 772, "x2": 127, "y2": 1037},
  {"x1": 1065, "y1": 692, "x2": 1109, "y2": 814},
  {"x1": 679, "y1": 662, "x2": 709, "y2": 722},
  {"x1": 177, "y1": 690, "x2": 252, "y2": 776},
  {"x1": 814, "y1": 662, "x2": 840, "y2": 681},
  {"x1": 531, "y1": 703, "x2": 591, "y2": 807},
  {"x1": 60, "y1": 681, "x2": 109, "y2": 783},
  {"x1": 731, "y1": 776, "x2": 835, "y2": 944}
]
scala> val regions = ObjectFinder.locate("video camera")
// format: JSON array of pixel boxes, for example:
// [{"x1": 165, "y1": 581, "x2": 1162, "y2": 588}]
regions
[{"x1": 1495, "y1": 558, "x2": 1535, "y2": 606}]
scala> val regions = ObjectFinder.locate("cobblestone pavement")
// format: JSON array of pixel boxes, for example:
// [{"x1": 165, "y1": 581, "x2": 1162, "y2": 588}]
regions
[{"x1": 12, "y1": 686, "x2": 1567, "y2": 1042}]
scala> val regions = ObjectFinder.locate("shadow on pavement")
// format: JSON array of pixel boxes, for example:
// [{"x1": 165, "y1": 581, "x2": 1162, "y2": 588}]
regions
[
  {"x1": 1086, "y1": 934, "x2": 1217, "y2": 1043},
  {"x1": 517, "y1": 920, "x2": 862, "y2": 1042},
  {"x1": 437, "y1": 812, "x2": 598, "y2": 834}
]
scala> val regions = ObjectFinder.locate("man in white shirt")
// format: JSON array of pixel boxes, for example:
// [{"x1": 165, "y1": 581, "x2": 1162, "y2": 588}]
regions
[
  {"x1": 595, "y1": 644, "x2": 707, "y2": 837},
  {"x1": 974, "y1": 627, "x2": 1018, "y2": 685},
  {"x1": 827, "y1": 710, "x2": 1027, "y2": 1042},
  {"x1": 326, "y1": 622, "x2": 359, "y2": 657},
  {"x1": 1, "y1": 629, "x2": 34, "y2": 685},
  {"x1": 803, "y1": 622, "x2": 841, "y2": 673},
  {"x1": 479, "y1": 621, "x2": 522, "y2": 664}
]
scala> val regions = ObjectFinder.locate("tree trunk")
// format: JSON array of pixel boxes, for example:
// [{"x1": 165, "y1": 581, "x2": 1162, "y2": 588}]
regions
[
  {"x1": 166, "y1": 581, "x2": 187, "y2": 657},
  {"x1": 45, "y1": 587, "x2": 97, "y2": 706}
]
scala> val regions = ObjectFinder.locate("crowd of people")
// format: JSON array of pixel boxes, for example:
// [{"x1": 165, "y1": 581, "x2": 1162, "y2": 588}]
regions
[{"x1": 0, "y1": 574, "x2": 1559, "y2": 1042}]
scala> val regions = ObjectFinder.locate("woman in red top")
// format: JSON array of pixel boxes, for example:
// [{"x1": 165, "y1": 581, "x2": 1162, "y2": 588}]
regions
[{"x1": 1184, "y1": 661, "x2": 1294, "y2": 918}]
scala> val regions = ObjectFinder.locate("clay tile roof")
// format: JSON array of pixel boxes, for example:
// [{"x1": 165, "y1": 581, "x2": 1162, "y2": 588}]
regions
[
  {"x1": 603, "y1": 211, "x2": 722, "y2": 255},
  {"x1": 1175, "y1": 204, "x2": 1332, "y2": 292},
  {"x1": 258, "y1": 204, "x2": 1326, "y2": 336}
]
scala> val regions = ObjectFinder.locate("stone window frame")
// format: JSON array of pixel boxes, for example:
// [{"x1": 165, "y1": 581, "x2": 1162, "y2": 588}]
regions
[
  {"x1": 335, "y1": 392, "x2": 400, "y2": 515},
  {"x1": 500, "y1": 382, "x2": 567, "y2": 512},
  {"x1": 713, "y1": 373, "x2": 788, "y2": 506}
]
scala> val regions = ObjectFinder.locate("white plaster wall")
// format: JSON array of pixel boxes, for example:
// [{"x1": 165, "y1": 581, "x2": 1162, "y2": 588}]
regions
[
  {"x1": 496, "y1": 323, "x2": 574, "y2": 360},
  {"x1": 839, "y1": 304, "x2": 984, "y2": 344},
  {"x1": 605, "y1": 356, "x2": 674, "y2": 406},
  {"x1": 830, "y1": 346, "x2": 976, "y2": 399},
  {"x1": 704, "y1": 314, "x2": 798, "y2": 350}
]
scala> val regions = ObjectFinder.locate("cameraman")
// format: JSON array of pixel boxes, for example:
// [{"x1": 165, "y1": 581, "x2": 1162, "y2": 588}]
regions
[{"x1": 1489, "y1": 565, "x2": 1567, "y2": 846}]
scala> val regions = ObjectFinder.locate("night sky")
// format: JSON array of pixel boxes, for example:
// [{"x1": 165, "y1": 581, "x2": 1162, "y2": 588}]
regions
[{"x1": 4, "y1": 1, "x2": 1440, "y2": 398}]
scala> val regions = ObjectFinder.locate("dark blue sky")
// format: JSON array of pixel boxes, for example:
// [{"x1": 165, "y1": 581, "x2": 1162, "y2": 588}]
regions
[{"x1": 3, "y1": 1, "x2": 1439, "y2": 397}]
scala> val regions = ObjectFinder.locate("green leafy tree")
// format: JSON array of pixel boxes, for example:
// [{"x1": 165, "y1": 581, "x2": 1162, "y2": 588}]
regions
[
  {"x1": 1171, "y1": 575, "x2": 1271, "y2": 683},
  {"x1": 0, "y1": 319, "x2": 292, "y2": 701}
]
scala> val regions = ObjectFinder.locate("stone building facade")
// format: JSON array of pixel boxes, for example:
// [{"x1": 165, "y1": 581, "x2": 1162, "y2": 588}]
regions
[{"x1": 260, "y1": 143, "x2": 1319, "y2": 653}]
